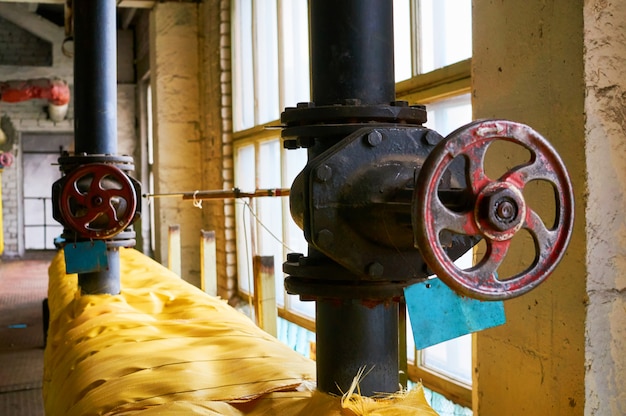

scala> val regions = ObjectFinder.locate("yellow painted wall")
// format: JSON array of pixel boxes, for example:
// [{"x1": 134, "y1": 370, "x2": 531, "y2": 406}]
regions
[{"x1": 472, "y1": 1, "x2": 587, "y2": 414}]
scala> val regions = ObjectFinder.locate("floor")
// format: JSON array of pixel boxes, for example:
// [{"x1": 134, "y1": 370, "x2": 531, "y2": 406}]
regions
[{"x1": 0, "y1": 251, "x2": 54, "y2": 416}]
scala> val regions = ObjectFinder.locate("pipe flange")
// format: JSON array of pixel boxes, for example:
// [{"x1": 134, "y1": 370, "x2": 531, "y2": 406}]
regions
[
  {"x1": 58, "y1": 153, "x2": 135, "y2": 173},
  {"x1": 284, "y1": 275, "x2": 411, "y2": 302},
  {"x1": 281, "y1": 102, "x2": 427, "y2": 149},
  {"x1": 58, "y1": 231, "x2": 137, "y2": 249},
  {"x1": 284, "y1": 253, "x2": 424, "y2": 301},
  {"x1": 282, "y1": 101, "x2": 426, "y2": 126}
]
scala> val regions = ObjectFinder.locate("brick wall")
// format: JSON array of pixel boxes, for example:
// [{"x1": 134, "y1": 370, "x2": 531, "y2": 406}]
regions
[
  {"x1": 0, "y1": 15, "x2": 52, "y2": 67},
  {"x1": 219, "y1": 0, "x2": 237, "y2": 302},
  {"x1": 1, "y1": 153, "x2": 19, "y2": 256}
]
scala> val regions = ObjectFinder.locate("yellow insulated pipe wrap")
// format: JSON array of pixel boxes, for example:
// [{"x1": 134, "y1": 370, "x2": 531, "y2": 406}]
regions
[{"x1": 43, "y1": 248, "x2": 437, "y2": 415}]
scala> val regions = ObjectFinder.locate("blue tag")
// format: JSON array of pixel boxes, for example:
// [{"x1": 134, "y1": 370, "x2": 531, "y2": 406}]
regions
[
  {"x1": 404, "y1": 277, "x2": 506, "y2": 350},
  {"x1": 64, "y1": 240, "x2": 109, "y2": 274}
]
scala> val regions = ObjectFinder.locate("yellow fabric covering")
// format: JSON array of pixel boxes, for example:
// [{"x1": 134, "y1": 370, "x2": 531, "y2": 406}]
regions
[{"x1": 43, "y1": 248, "x2": 438, "y2": 415}]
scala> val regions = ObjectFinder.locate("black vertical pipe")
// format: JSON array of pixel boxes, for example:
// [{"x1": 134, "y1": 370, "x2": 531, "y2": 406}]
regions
[
  {"x1": 309, "y1": 0, "x2": 400, "y2": 396},
  {"x1": 73, "y1": 0, "x2": 118, "y2": 155},
  {"x1": 316, "y1": 301, "x2": 399, "y2": 395},
  {"x1": 73, "y1": 0, "x2": 120, "y2": 294},
  {"x1": 310, "y1": 0, "x2": 395, "y2": 106}
]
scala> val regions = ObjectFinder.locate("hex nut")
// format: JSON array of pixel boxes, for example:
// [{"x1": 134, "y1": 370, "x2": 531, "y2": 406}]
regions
[
  {"x1": 315, "y1": 164, "x2": 333, "y2": 182},
  {"x1": 367, "y1": 262, "x2": 384, "y2": 277},
  {"x1": 367, "y1": 130, "x2": 383, "y2": 147}
]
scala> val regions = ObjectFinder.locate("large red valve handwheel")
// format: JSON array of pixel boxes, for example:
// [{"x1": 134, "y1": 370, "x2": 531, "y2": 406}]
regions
[
  {"x1": 414, "y1": 120, "x2": 574, "y2": 300},
  {"x1": 59, "y1": 163, "x2": 137, "y2": 239}
]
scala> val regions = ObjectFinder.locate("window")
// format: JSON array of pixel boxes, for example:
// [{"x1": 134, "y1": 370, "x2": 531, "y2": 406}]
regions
[
  {"x1": 394, "y1": 0, "x2": 472, "y2": 81},
  {"x1": 231, "y1": 0, "x2": 309, "y2": 132},
  {"x1": 231, "y1": 0, "x2": 313, "y2": 329},
  {"x1": 139, "y1": 78, "x2": 156, "y2": 256},
  {"x1": 234, "y1": 139, "x2": 312, "y2": 325},
  {"x1": 231, "y1": 0, "x2": 473, "y2": 409}
]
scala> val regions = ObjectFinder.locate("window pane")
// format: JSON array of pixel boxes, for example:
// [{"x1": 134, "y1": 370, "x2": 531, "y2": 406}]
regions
[
  {"x1": 280, "y1": 0, "x2": 310, "y2": 108},
  {"x1": 282, "y1": 147, "x2": 314, "y2": 318},
  {"x1": 393, "y1": 0, "x2": 413, "y2": 82},
  {"x1": 421, "y1": 334, "x2": 472, "y2": 385},
  {"x1": 282, "y1": 147, "x2": 308, "y2": 258},
  {"x1": 232, "y1": 0, "x2": 255, "y2": 131},
  {"x1": 259, "y1": 140, "x2": 281, "y2": 188},
  {"x1": 255, "y1": 0, "x2": 280, "y2": 124},
  {"x1": 418, "y1": 0, "x2": 472, "y2": 73},
  {"x1": 394, "y1": 0, "x2": 413, "y2": 81},
  {"x1": 256, "y1": 196, "x2": 285, "y2": 305},
  {"x1": 258, "y1": 140, "x2": 284, "y2": 305},
  {"x1": 235, "y1": 144, "x2": 256, "y2": 294},
  {"x1": 288, "y1": 294, "x2": 315, "y2": 318},
  {"x1": 424, "y1": 93, "x2": 472, "y2": 136},
  {"x1": 422, "y1": 250, "x2": 474, "y2": 385}
]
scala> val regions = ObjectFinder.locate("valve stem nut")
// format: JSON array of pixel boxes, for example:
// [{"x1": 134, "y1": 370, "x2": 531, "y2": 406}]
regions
[{"x1": 483, "y1": 188, "x2": 524, "y2": 232}]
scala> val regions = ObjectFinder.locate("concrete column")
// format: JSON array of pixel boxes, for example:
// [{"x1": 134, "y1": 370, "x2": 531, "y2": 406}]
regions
[
  {"x1": 583, "y1": 1, "x2": 626, "y2": 414},
  {"x1": 150, "y1": 3, "x2": 203, "y2": 287},
  {"x1": 472, "y1": 1, "x2": 586, "y2": 414}
]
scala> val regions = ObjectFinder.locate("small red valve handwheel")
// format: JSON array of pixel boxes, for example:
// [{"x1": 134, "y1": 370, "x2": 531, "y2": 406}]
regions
[
  {"x1": 59, "y1": 163, "x2": 137, "y2": 239},
  {"x1": 0, "y1": 152, "x2": 14, "y2": 168},
  {"x1": 414, "y1": 120, "x2": 574, "y2": 300}
]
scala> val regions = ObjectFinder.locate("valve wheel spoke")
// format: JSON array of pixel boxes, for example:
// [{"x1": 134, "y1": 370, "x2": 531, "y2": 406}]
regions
[
  {"x1": 66, "y1": 180, "x2": 89, "y2": 207},
  {"x1": 430, "y1": 195, "x2": 479, "y2": 236},
  {"x1": 479, "y1": 239, "x2": 511, "y2": 279},
  {"x1": 501, "y1": 158, "x2": 559, "y2": 189},
  {"x1": 463, "y1": 140, "x2": 492, "y2": 195},
  {"x1": 524, "y1": 208, "x2": 557, "y2": 252}
]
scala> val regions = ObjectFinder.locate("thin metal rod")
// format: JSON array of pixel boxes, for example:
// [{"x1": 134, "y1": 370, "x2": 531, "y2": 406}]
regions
[{"x1": 143, "y1": 188, "x2": 290, "y2": 200}]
